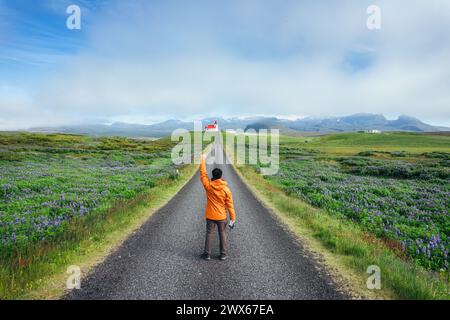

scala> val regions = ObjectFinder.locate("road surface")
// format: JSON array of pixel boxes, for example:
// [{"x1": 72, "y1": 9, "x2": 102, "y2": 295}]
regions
[{"x1": 65, "y1": 140, "x2": 348, "y2": 300}]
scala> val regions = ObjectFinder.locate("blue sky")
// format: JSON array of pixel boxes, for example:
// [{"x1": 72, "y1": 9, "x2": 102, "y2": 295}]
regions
[
  {"x1": 0, "y1": 0, "x2": 93, "y2": 83},
  {"x1": 1, "y1": 0, "x2": 450, "y2": 129}
]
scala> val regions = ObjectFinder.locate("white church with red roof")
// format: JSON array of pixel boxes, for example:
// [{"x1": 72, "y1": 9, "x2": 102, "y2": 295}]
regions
[{"x1": 204, "y1": 120, "x2": 219, "y2": 132}]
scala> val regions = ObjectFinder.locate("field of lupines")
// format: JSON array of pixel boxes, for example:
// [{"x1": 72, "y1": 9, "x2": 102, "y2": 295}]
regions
[
  {"x1": 257, "y1": 133, "x2": 450, "y2": 271},
  {"x1": 0, "y1": 133, "x2": 179, "y2": 257}
]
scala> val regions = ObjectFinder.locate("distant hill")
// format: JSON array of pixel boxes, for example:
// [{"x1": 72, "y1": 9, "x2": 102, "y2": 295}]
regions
[
  {"x1": 284, "y1": 114, "x2": 444, "y2": 133},
  {"x1": 29, "y1": 114, "x2": 449, "y2": 137}
]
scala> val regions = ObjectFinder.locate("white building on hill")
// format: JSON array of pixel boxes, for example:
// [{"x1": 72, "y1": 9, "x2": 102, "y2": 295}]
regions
[{"x1": 204, "y1": 120, "x2": 219, "y2": 132}]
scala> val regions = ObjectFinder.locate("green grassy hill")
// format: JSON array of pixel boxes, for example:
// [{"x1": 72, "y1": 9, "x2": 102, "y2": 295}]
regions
[{"x1": 282, "y1": 132, "x2": 450, "y2": 155}]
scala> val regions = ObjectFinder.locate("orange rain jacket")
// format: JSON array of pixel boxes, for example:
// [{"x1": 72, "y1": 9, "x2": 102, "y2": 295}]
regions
[{"x1": 200, "y1": 158, "x2": 236, "y2": 222}]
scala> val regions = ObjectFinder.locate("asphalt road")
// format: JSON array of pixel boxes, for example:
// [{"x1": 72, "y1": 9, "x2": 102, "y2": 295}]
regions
[{"x1": 65, "y1": 140, "x2": 348, "y2": 300}]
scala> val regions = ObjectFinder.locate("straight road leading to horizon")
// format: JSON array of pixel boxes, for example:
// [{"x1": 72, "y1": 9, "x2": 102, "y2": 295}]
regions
[{"x1": 65, "y1": 141, "x2": 348, "y2": 300}]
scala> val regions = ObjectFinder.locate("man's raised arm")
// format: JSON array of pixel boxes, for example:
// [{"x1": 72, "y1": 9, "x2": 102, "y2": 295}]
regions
[{"x1": 200, "y1": 154, "x2": 210, "y2": 190}]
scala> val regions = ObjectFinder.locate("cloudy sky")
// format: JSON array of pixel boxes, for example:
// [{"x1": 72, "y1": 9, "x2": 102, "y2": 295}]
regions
[{"x1": 1, "y1": 0, "x2": 450, "y2": 129}]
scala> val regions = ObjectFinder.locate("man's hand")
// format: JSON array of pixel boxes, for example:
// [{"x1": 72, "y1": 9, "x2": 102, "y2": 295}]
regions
[
  {"x1": 200, "y1": 153, "x2": 206, "y2": 161},
  {"x1": 229, "y1": 220, "x2": 235, "y2": 230}
]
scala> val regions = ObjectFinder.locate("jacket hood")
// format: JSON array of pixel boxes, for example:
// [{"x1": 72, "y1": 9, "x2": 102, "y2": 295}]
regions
[{"x1": 210, "y1": 179, "x2": 227, "y2": 190}]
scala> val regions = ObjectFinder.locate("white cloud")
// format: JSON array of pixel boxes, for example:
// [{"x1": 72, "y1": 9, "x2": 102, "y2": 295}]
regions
[{"x1": 1, "y1": 0, "x2": 450, "y2": 129}]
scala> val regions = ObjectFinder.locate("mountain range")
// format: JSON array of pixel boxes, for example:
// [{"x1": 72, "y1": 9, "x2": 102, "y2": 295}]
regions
[{"x1": 29, "y1": 114, "x2": 449, "y2": 137}]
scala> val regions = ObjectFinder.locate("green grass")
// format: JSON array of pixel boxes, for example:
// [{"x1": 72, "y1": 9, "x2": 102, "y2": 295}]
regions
[
  {"x1": 236, "y1": 165, "x2": 449, "y2": 299},
  {"x1": 226, "y1": 131, "x2": 450, "y2": 299},
  {"x1": 315, "y1": 132, "x2": 450, "y2": 148},
  {"x1": 0, "y1": 132, "x2": 199, "y2": 299},
  {"x1": 282, "y1": 132, "x2": 450, "y2": 155},
  {"x1": 0, "y1": 133, "x2": 180, "y2": 254}
]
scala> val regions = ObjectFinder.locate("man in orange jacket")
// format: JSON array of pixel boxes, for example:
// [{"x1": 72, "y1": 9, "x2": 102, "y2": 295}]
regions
[{"x1": 199, "y1": 154, "x2": 236, "y2": 261}]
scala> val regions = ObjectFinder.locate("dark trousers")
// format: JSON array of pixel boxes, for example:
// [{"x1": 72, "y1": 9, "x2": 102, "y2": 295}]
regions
[{"x1": 204, "y1": 219, "x2": 227, "y2": 256}]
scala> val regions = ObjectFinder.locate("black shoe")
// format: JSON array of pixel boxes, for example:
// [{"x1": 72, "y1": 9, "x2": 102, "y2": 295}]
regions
[
  {"x1": 219, "y1": 254, "x2": 228, "y2": 261},
  {"x1": 201, "y1": 253, "x2": 211, "y2": 261}
]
